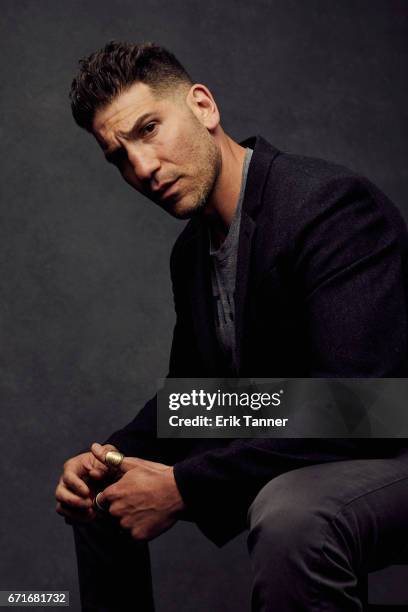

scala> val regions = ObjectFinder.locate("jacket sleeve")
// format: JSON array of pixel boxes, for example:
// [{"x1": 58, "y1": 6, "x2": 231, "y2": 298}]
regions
[
  {"x1": 173, "y1": 176, "x2": 408, "y2": 546},
  {"x1": 101, "y1": 240, "x2": 205, "y2": 464}
]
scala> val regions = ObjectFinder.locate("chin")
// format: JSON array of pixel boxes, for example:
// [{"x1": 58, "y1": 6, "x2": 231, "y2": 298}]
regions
[{"x1": 165, "y1": 195, "x2": 206, "y2": 220}]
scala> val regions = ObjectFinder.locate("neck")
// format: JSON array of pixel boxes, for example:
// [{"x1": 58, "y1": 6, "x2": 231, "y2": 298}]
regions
[{"x1": 203, "y1": 132, "x2": 247, "y2": 242}]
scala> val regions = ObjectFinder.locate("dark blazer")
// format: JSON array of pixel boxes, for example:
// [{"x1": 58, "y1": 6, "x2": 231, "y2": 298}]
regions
[{"x1": 106, "y1": 135, "x2": 408, "y2": 546}]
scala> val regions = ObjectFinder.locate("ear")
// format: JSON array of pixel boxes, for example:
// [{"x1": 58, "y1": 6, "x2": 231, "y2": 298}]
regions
[{"x1": 185, "y1": 84, "x2": 220, "y2": 130}]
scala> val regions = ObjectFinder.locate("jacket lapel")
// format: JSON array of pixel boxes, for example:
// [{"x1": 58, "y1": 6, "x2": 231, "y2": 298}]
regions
[{"x1": 234, "y1": 136, "x2": 281, "y2": 374}]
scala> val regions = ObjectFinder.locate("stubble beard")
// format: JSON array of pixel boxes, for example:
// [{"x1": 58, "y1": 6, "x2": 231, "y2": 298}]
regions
[{"x1": 170, "y1": 132, "x2": 222, "y2": 220}]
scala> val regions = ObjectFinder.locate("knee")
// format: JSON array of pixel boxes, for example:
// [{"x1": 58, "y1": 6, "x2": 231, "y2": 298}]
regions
[
  {"x1": 248, "y1": 480, "x2": 320, "y2": 561},
  {"x1": 247, "y1": 469, "x2": 355, "y2": 568}
]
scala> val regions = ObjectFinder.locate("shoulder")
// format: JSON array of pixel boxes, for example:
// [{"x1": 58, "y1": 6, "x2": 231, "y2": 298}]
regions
[
  {"x1": 267, "y1": 150, "x2": 374, "y2": 210},
  {"x1": 248, "y1": 147, "x2": 408, "y2": 289},
  {"x1": 261, "y1": 150, "x2": 407, "y2": 247}
]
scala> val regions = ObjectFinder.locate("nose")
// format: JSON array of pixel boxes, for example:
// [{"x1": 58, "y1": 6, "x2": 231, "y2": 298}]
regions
[{"x1": 125, "y1": 145, "x2": 160, "y2": 182}]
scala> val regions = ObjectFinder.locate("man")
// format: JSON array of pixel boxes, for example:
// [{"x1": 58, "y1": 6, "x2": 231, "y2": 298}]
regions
[{"x1": 55, "y1": 41, "x2": 408, "y2": 611}]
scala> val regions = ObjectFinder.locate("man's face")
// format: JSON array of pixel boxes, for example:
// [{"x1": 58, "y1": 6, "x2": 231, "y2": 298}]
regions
[{"x1": 93, "y1": 82, "x2": 221, "y2": 219}]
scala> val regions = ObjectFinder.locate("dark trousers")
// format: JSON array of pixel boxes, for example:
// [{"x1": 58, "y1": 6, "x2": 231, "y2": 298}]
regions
[
  {"x1": 73, "y1": 515, "x2": 154, "y2": 612},
  {"x1": 73, "y1": 448, "x2": 408, "y2": 611}
]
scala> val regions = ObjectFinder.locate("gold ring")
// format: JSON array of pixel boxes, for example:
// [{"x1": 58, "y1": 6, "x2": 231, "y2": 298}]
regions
[{"x1": 105, "y1": 450, "x2": 124, "y2": 469}]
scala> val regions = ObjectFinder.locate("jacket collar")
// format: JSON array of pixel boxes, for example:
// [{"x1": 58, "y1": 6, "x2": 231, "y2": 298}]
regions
[{"x1": 239, "y1": 135, "x2": 280, "y2": 218}]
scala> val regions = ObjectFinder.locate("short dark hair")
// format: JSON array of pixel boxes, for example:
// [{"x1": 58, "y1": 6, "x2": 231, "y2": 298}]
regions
[{"x1": 69, "y1": 41, "x2": 193, "y2": 132}]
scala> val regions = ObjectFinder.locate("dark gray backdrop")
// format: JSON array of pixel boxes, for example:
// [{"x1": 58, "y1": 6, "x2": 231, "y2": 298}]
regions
[{"x1": 1, "y1": 1, "x2": 407, "y2": 610}]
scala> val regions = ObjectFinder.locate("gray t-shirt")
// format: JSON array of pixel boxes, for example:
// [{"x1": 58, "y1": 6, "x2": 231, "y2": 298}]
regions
[{"x1": 209, "y1": 147, "x2": 253, "y2": 373}]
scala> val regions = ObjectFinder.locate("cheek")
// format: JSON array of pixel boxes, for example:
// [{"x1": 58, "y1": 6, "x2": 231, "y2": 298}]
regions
[{"x1": 160, "y1": 122, "x2": 204, "y2": 167}]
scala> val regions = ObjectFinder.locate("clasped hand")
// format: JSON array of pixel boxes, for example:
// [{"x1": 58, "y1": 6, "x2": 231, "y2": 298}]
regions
[
  {"x1": 55, "y1": 443, "x2": 185, "y2": 541},
  {"x1": 91, "y1": 443, "x2": 185, "y2": 540}
]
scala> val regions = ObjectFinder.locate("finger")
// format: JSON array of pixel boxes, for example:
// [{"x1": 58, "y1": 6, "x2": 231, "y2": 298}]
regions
[
  {"x1": 95, "y1": 483, "x2": 118, "y2": 507},
  {"x1": 93, "y1": 491, "x2": 110, "y2": 512},
  {"x1": 90, "y1": 444, "x2": 159, "y2": 475},
  {"x1": 56, "y1": 500, "x2": 93, "y2": 519},
  {"x1": 56, "y1": 501, "x2": 96, "y2": 523},
  {"x1": 63, "y1": 454, "x2": 108, "y2": 483},
  {"x1": 79, "y1": 454, "x2": 110, "y2": 478},
  {"x1": 119, "y1": 457, "x2": 143, "y2": 473},
  {"x1": 56, "y1": 485, "x2": 93, "y2": 509},
  {"x1": 119, "y1": 456, "x2": 169, "y2": 474},
  {"x1": 90, "y1": 443, "x2": 118, "y2": 466},
  {"x1": 88, "y1": 467, "x2": 110, "y2": 480},
  {"x1": 63, "y1": 471, "x2": 91, "y2": 498}
]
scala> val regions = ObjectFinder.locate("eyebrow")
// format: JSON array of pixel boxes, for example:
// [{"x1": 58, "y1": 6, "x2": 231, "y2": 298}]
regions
[
  {"x1": 103, "y1": 112, "x2": 155, "y2": 161},
  {"x1": 117, "y1": 112, "x2": 154, "y2": 139}
]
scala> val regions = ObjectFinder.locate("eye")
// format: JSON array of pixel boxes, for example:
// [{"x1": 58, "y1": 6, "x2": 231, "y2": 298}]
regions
[{"x1": 141, "y1": 122, "x2": 157, "y2": 137}]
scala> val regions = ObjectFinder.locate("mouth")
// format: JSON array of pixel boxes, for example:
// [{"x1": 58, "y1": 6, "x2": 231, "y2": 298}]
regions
[{"x1": 155, "y1": 179, "x2": 180, "y2": 201}]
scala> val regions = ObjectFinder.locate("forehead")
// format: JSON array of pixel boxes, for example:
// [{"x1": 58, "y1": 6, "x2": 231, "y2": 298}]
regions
[{"x1": 92, "y1": 82, "x2": 164, "y2": 146}]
